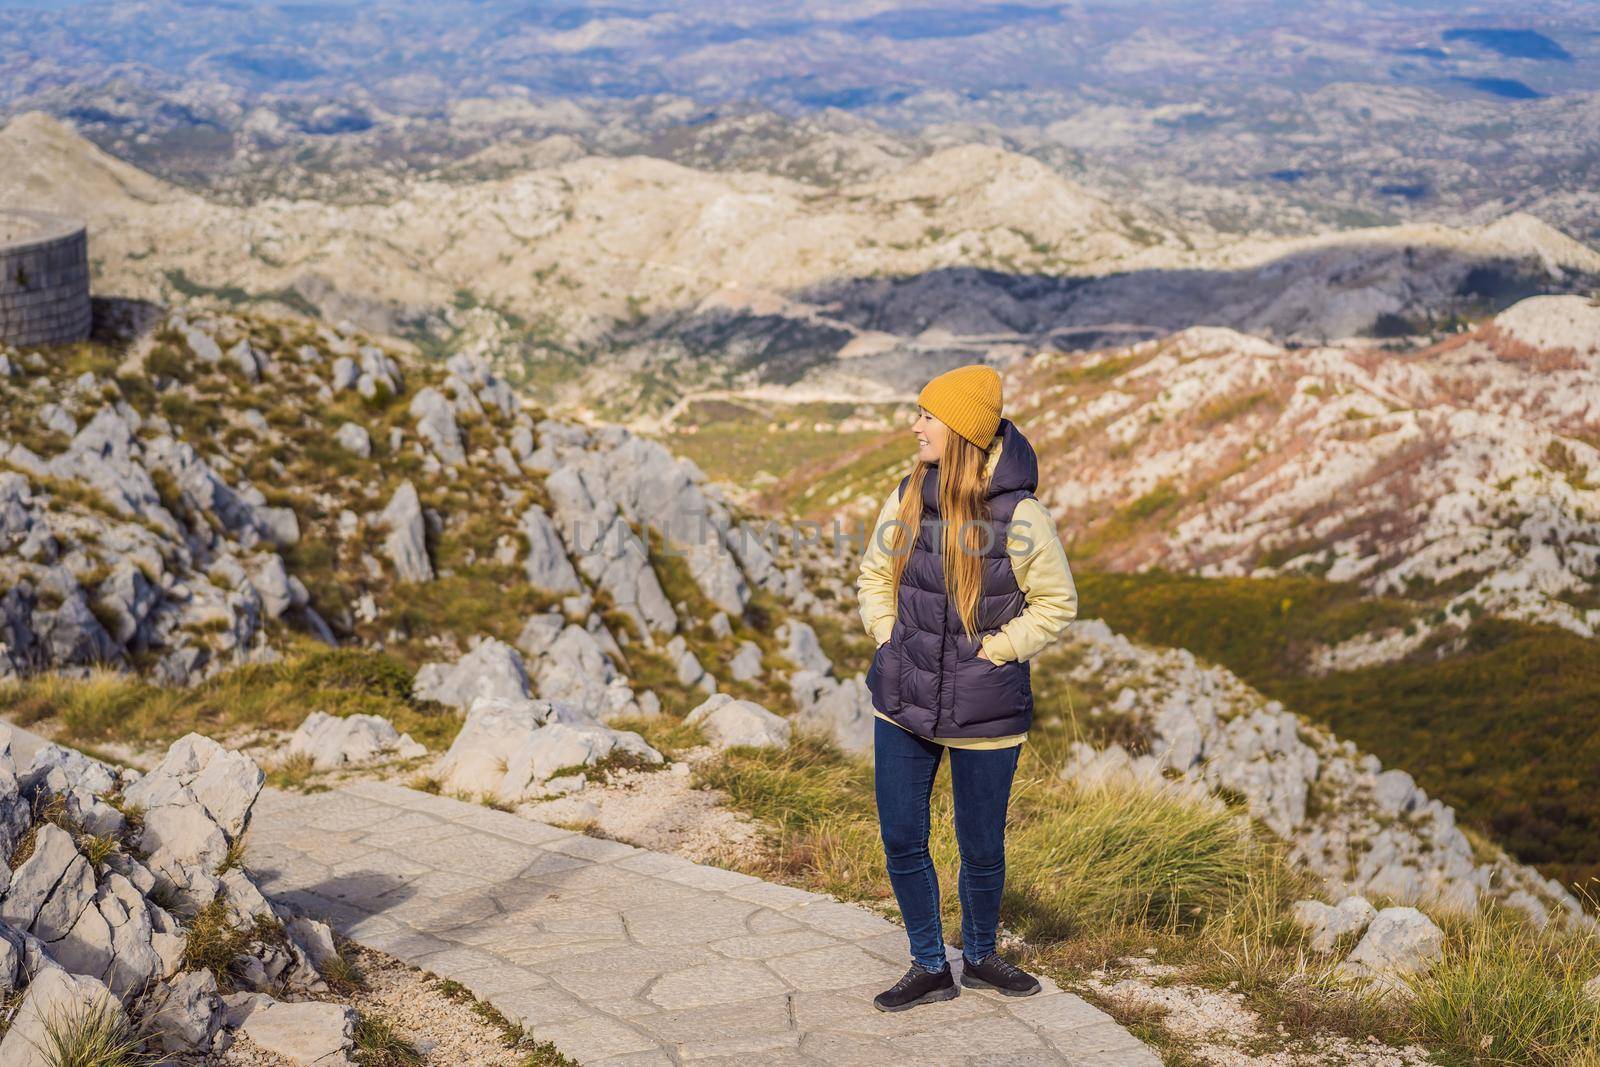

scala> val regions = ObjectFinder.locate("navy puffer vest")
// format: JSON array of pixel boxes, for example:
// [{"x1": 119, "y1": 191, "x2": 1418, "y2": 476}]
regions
[{"x1": 866, "y1": 417, "x2": 1038, "y2": 738}]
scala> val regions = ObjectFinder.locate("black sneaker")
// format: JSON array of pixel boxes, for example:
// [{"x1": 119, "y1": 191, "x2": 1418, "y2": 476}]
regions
[
  {"x1": 959, "y1": 952, "x2": 1042, "y2": 996},
  {"x1": 873, "y1": 962, "x2": 958, "y2": 1012}
]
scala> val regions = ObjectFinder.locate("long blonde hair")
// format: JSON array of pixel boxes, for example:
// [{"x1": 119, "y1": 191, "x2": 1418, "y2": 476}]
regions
[{"x1": 887, "y1": 430, "x2": 993, "y2": 638}]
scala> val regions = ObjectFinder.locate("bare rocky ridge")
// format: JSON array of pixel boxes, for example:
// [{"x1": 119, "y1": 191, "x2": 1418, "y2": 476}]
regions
[
  {"x1": 975, "y1": 295, "x2": 1600, "y2": 647},
  {"x1": 2, "y1": 112, "x2": 1596, "y2": 419}
]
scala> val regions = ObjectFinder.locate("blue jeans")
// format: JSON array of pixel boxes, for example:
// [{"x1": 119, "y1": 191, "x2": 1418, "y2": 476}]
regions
[{"x1": 873, "y1": 716, "x2": 1022, "y2": 972}]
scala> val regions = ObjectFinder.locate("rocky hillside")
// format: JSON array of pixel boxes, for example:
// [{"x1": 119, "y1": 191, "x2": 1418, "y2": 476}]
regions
[
  {"x1": 1, "y1": 300, "x2": 1591, "y2": 933},
  {"x1": 0, "y1": 303, "x2": 855, "y2": 702},
  {"x1": 1010, "y1": 294, "x2": 1600, "y2": 645},
  {"x1": 1056, "y1": 619, "x2": 1586, "y2": 930},
  {"x1": 789, "y1": 294, "x2": 1600, "y2": 651},
  {"x1": 3, "y1": 297, "x2": 1600, "y2": 1064},
  {"x1": 4, "y1": 111, "x2": 1598, "y2": 420}
]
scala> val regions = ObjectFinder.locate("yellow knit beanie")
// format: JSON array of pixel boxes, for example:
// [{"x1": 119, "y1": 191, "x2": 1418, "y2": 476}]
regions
[{"x1": 918, "y1": 364, "x2": 1003, "y2": 448}]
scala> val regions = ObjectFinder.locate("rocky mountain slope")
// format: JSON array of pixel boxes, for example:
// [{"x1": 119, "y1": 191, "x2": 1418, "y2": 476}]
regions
[
  {"x1": 0, "y1": 303, "x2": 845, "y2": 696},
  {"x1": 1018, "y1": 295, "x2": 1600, "y2": 644},
  {"x1": 1, "y1": 302, "x2": 1591, "y2": 942},
  {"x1": 793, "y1": 294, "x2": 1600, "y2": 651},
  {"x1": 1056, "y1": 618, "x2": 1586, "y2": 930},
  {"x1": 4, "y1": 111, "x2": 1597, "y2": 420}
]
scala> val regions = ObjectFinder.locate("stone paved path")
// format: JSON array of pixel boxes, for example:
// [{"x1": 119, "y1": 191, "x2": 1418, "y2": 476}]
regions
[{"x1": 249, "y1": 780, "x2": 1160, "y2": 1066}]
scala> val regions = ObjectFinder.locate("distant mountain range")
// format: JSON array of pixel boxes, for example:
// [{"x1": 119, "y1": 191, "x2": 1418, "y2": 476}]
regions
[
  {"x1": 4, "y1": 110, "x2": 1597, "y2": 430},
  {"x1": 2, "y1": 1, "x2": 1598, "y2": 243}
]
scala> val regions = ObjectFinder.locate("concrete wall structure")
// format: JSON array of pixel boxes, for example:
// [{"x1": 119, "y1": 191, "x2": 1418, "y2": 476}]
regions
[{"x1": 0, "y1": 209, "x2": 92, "y2": 347}]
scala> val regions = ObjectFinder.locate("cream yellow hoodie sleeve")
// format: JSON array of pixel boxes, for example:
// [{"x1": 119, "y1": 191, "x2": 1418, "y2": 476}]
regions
[
  {"x1": 979, "y1": 497, "x2": 1079, "y2": 664},
  {"x1": 856, "y1": 487, "x2": 904, "y2": 648}
]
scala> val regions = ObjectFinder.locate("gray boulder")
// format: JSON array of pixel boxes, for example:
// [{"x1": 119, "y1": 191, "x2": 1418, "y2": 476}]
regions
[
  {"x1": 544, "y1": 467, "x2": 677, "y2": 635},
  {"x1": 22, "y1": 743, "x2": 117, "y2": 797},
  {"x1": 183, "y1": 325, "x2": 223, "y2": 364},
  {"x1": 53, "y1": 873, "x2": 165, "y2": 1001},
  {"x1": 0, "y1": 825, "x2": 95, "y2": 942},
  {"x1": 356, "y1": 345, "x2": 401, "y2": 399},
  {"x1": 526, "y1": 624, "x2": 652, "y2": 721},
  {"x1": 414, "y1": 638, "x2": 529, "y2": 710},
  {"x1": 509, "y1": 424, "x2": 535, "y2": 460},
  {"x1": 666, "y1": 635, "x2": 715, "y2": 694},
  {"x1": 93, "y1": 563, "x2": 160, "y2": 649},
  {"x1": 409, "y1": 387, "x2": 464, "y2": 465},
  {"x1": 1204, "y1": 708, "x2": 1318, "y2": 837},
  {"x1": 245, "y1": 553, "x2": 301, "y2": 620},
  {"x1": 37, "y1": 403, "x2": 75, "y2": 437},
  {"x1": 534, "y1": 421, "x2": 757, "y2": 613},
  {"x1": 778, "y1": 620, "x2": 831, "y2": 675},
  {"x1": 1292, "y1": 895, "x2": 1377, "y2": 954},
  {"x1": 123, "y1": 734, "x2": 263, "y2": 909},
  {"x1": 226, "y1": 339, "x2": 264, "y2": 381},
  {"x1": 288, "y1": 712, "x2": 426, "y2": 770},
  {"x1": 330, "y1": 356, "x2": 358, "y2": 391},
  {"x1": 129, "y1": 734, "x2": 263, "y2": 840},
  {"x1": 1336, "y1": 906, "x2": 1446, "y2": 991},
  {"x1": 684, "y1": 694, "x2": 791, "y2": 750},
  {"x1": 286, "y1": 916, "x2": 338, "y2": 969},
  {"x1": 789, "y1": 671, "x2": 874, "y2": 754},
  {"x1": 727, "y1": 640, "x2": 763, "y2": 682},
  {"x1": 42, "y1": 410, "x2": 177, "y2": 538},
  {"x1": 239, "y1": 999, "x2": 357, "y2": 1066},
  {"x1": 35, "y1": 588, "x2": 119, "y2": 667},
  {"x1": 0, "y1": 967, "x2": 126, "y2": 1067},
  {"x1": 379, "y1": 481, "x2": 433, "y2": 582},
  {"x1": 436, "y1": 697, "x2": 661, "y2": 802},
  {"x1": 146, "y1": 968, "x2": 224, "y2": 1053},
  {"x1": 519, "y1": 504, "x2": 581, "y2": 593},
  {"x1": 1372, "y1": 769, "x2": 1423, "y2": 817},
  {"x1": 515, "y1": 612, "x2": 566, "y2": 660},
  {"x1": 333, "y1": 422, "x2": 371, "y2": 458}
]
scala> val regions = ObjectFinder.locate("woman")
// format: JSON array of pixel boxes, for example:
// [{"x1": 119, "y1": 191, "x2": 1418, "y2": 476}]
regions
[{"x1": 856, "y1": 363, "x2": 1079, "y2": 1012}]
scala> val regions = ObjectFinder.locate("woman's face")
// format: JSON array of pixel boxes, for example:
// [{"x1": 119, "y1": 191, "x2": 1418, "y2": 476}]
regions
[{"x1": 912, "y1": 407, "x2": 948, "y2": 464}]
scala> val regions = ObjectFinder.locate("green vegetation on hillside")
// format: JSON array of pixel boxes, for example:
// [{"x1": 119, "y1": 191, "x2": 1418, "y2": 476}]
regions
[
  {"x1": 1077, "y1": 569, "x2": 1600, "y2": 890},
  {"x1": 2, "y1": 644, "x2": 461, "y2": 754},
  {"x1": 660, "y1": 398, "x2": 911, "y2": 521}
]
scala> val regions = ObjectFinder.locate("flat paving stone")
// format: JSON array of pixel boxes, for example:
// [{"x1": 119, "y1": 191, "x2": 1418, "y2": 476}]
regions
[
  {"x1": 250, "y1": 782, "x2": 1158, "y2": 1065},
  {"x1": 644, "y1": 957, "x2": 790, "y2": 1010},
  {"x1": 766, "y1": 943, "x2": 894, "y2": 991}
]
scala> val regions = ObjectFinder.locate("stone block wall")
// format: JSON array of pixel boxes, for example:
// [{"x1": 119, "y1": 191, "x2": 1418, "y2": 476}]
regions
[{"x1": 0, "y1": 209, "x2": 92, "y2": 348}]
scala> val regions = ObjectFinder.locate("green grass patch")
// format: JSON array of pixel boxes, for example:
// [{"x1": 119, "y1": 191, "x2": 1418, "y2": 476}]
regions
[
  {"x1": 1, "y1": 645, "x2": 461, "y2": 753},
  {"x1": 179, "y1": 898, "x2": 271, "y2": 991},
  {"x1": 694, "y1": 710, "x2": 1276, "y2": 942},
  {"x1": 353, "y1": 1011, "x2": 422, "y2": 1067},
  {"x1": 661, "y1": 401, "x2": 898, "y2": 521},
  {"x1": 35, "y1": 995, "x2": 148, "y2": 1067},
  {"x1": 1404, "y1": 910, "x2": 1600, "y2": 1065}
]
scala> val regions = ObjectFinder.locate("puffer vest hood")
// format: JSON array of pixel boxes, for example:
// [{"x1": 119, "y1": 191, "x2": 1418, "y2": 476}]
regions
[{"x1": 866, "y1": 417, "x2": 1038, "y2": 738}]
